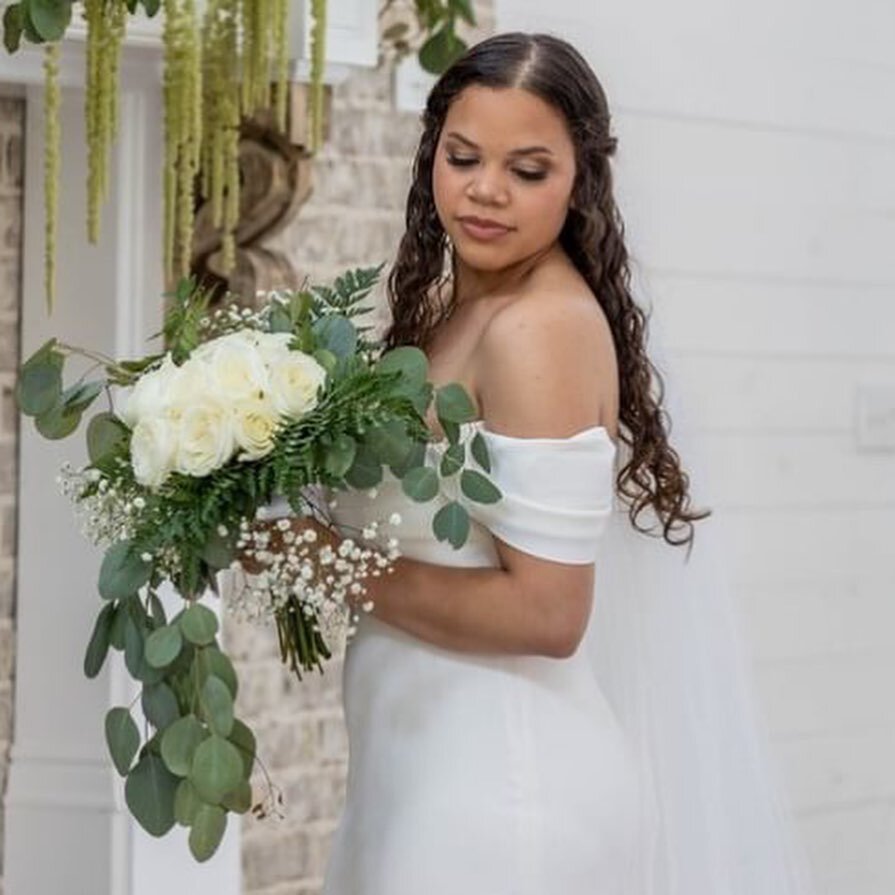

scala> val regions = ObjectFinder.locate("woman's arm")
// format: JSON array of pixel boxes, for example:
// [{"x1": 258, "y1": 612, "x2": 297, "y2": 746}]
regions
[{"x1": 363, "y1": 295, "x2": 614, "y2": 659}]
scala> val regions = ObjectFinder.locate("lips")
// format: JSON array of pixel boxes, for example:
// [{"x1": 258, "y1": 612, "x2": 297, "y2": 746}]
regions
[{"x1": 457, "y1": 215, "x2": 511, "y2": 231}]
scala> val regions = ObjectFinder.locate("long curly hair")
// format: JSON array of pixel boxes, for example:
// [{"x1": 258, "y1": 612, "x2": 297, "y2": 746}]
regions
[{"x1": 382, "y1": 31, "x2": 711, "y2": 549}]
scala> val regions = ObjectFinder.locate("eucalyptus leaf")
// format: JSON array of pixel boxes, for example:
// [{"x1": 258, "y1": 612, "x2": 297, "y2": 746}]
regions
[
  {"x1": 16, "y1": 355, "x2": 62, "y2": 416},
  {"x1": 400, "y1": 465, "x2": 439, "y2": 502},
  {"x1": 311, "y1": 314, "x2": 356, "y2": 358},
  {"x1": 123, "y1": 614, "x2": 145, "y2": 677},
  {"x1": 389, "y1": 439, "x2": 426, "y2": 479},
  {"x1": 145, "y1": 624, "x2": 182, "y2": 668},
  {"x1": 173, "y1": 777, "x2": 202, "y2": 827},
  {"x1": 198, "y1": 647, "x2": 238, "y2": 699},
  {"x1": 189, "y1": 804, "x2": 227, "y2": 862},
  {"x1": 433, "y1": 500, "x2": 470, "y2": 549},
  {"x1": 375, "y1": 345, "x2": 428, "y2": 386},
  {"x1": 439, "y1": 442, "x2": 465, "y2": 477},
  {"x1": 470, "y1": 431, "x2": 491, "y2": 473},
  {"x1": 84, "y1": 602, "x2": 115, "y2": 678},
  {"x1": 435, "y1": 382, "x2": 477, "y2": 423},
  {"x1": 99, "y1": 540, "x2": 151, "y2": 600},
  {"x1": 343, "y1": 443, "x2": 383, "y2": 489},
  {"x1": 419, "y1": 27, "x2": 466, "y2": 74},
  {"x1": 179, "y1": 603, "x2": 218, "y2": 645},
  {"x1": 34, "y1": 401, "x2": 80, "y2": 439},
  {"x1": 87, "y1": 412, "x2": 129, "y2": 466},
  {"x1": 228, "y1": 719, "x2": 257, "y2": 778},
  {"x1": 190, "y1": 735, "x2": 243, "y2": 803},
  {"x1": 3, "y1": 4, "x2": 24, "y2": 53},
  {"x1": 161, "y1": 714, "x2": 208, "y2": 777},
  {"x1": 62, "y1": 379, "x2": 103, "y2": 414},
  {"x1": 105, "y1": 707, "x2": 140, "y2": 776},
  {"x1": 365, "y1": 419, "x2": 412, "y2": 467},
  {"x1": 125, "y1": 753, "x2": 179, "y2": 837},
  {"x1": 460, "y1": 469, "x2": 502, "y2": 504},
  {"x1": 323, "y1": 433, "x2": 357, "y2": 478},
  {"x1": 220, "y1": 779, "x2": 252, "y2": 814},
  {"x1": 200, "y1": 675, "x2": 234, "y2": 738},
  {"x1": 141, "y1": 682, "x2": 180, "y2": 730},
  {"x1": 28, "y1": 0, "x2": 72, "y2": 41}
]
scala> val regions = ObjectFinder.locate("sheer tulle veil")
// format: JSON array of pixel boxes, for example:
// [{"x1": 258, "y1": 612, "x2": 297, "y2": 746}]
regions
[{"x1": 584, "y1": 271, "x2": 817, "y2": 894}]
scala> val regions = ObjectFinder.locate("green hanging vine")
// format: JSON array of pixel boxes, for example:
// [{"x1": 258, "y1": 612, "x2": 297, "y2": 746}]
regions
[{"x1": 1, "y1": 0, "x2": 477, "y2": 312}]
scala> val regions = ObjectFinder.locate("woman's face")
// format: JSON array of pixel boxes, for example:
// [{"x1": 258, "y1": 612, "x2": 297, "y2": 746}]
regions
[{"x1": 432, "y1": 84, "x2": 577, "y2": 274}]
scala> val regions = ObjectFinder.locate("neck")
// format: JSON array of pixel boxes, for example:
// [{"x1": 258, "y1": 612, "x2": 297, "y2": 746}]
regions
[{"x1": 450, "y1": 242, "x2": 560, "y2": 307}]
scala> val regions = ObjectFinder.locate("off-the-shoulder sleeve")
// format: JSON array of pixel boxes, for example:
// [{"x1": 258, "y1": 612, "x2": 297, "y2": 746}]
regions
[{"x1": 464, "y1": 426, "x2": 617, "y2": 564}]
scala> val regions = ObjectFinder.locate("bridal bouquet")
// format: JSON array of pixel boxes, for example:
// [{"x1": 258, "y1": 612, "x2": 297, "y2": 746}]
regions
[{"x1": 15, "y1": 266, "x2": 501, "y2": 860}]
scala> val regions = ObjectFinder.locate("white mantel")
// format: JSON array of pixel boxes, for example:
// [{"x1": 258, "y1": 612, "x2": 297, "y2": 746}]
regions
[{"x1": 0, "y1": 3, "x2": 375, "y2": 893}]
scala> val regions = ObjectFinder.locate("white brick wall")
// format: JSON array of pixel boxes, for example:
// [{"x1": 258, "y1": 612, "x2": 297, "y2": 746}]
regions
[{"x1": 495, "y1": 1, "x2": 895, "y2": 892}]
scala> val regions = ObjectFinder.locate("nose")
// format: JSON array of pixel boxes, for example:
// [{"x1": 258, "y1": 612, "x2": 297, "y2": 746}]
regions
[{"x1": 465, "y1": 164, "x2": 509, "y2": 205}]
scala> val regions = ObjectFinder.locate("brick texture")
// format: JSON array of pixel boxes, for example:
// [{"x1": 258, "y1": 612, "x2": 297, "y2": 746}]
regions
[
  {"x1": 231, "y1": 7, "x2": 494, "y2": 892},
  {"x1": 0, "y1": 90, "x2": 22, "y2": 895}
]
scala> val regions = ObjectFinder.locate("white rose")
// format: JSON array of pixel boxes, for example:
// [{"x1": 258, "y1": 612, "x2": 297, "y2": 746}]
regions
[
  {"x1": 167, "y1": 355, "x2": 213, "y2": 406},
  {"x1": 120, "y1": 354, "x2": 179, "y2": 428},
  {"x1": 130, "y1": 416, "x2": 178, "y2": 488},
  {"x1": 174, "y1": 396, "x2": 236, "y2": 477},
  {"x1": 232, "y1": 396, "x2": 281, "y2": 462},
  {"x1": 255, "y1": 331, "x2": 295, "y2": 367},
  {"x1": 268, "y1": 351, "x2": 327, "y2": 419},
  {"x1": 203, "y1": 336, "x2": 269, "y2": 402}
]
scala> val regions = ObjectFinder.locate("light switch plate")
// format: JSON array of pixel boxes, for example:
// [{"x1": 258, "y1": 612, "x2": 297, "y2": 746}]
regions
[{"x1": 855, "y1": 384, "x2": 895, "y2": 451}]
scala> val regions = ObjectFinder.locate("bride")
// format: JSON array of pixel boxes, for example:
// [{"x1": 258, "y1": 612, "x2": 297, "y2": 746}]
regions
[{"x1": 284, "y1": 31, "x2": 815, "y2": 895}]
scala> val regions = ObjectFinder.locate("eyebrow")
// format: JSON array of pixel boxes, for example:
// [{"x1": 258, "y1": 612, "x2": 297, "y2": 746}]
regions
[{"x1": 445, "y1": 131, "x2": 554, "y2": 157}]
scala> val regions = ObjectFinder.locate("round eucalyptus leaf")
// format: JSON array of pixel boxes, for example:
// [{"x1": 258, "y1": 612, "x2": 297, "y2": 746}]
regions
[
  {"x1": 145, "y1": 624, "x2": 182, "y2": 669},
  {"x1": 190, "y1": 735, "x2": 243, "y2": 803},
  {"x1": 161, "y1": 714, "x2": 209, "y2": 777},
  {"x1": 141, "y1": 682, "x2": 180, "y2": 730},
  {"x1": 460, "y1": 469, "x2": 502, "y2": 505},
  {"x1": 344, "y1": 443, "x2": 383, "y2": 489},
  {"x1": 228, "y1": 719, "x2": 257, "y2": 778},
  {"x1": 375, "y1": 345, "x2": 428, "y2": 385},
  {"x1": 28, "y1": 0, "x2": 72, "y2": 41},
  {"x1": 439, "y1": 442, "x2": 465, "y2": 477},
  {"x1": 35, "y1": 402, "x2": 80, "y2": 439},
  {"x1": 99, "y1": 540, "x2": 151, "y2": 601},
  {"x1": 433, "y1": 500, "x2": 470, "y2": 549},
  {"x1": 365, "y1": 419, "x2": 412, "y2": 467},
  {"x1": 189, "y1": 804, "x2": 227, "y2": 862},
  {"x1": 323, "y1": 433, "x2": 357, "y2": 478},
  {"x1": 84, "y1": 603, "x2": 115, "y2": 678},
  {"x1": 173, "y1": 777, "x2": 202, "y2": 827},
  {"x1": 434, "y1": 382, "x2": 477, "y2": 423},
  {"x1": 198, "y1": 647, "x2": 238, "y2": 699},
  {"x1": 311, "y1": 314, "x2": 356, "y2": 358},
  {"x1": 123, "y1": 614, "x2": 145, "y2": 677},
  {"x1": 105, "y1": 706, "x2": 139, "y2": 777},
  {"x1": 179, "y1": 603, "x2": 219, "y2": 645},
  {"x1": 125, "y1": 753, "x2": 178, "y2": 837},
  {"x1": 201, "y1": 675, "x2": 234, "y2": 738},
  {"x1": 16, "y1": 356, "x2": 61, "y2": 416},
  {"x1": 400, "y1": 465, "x2": 439, "y2": 502},
  {"x1": 221, "y1": 779, "x2": 252, "y2": 814},
  {"x1": 389, "y1": 439, "x2": 426, "y2": 480},
  {"x1": 87, "y1": 412, "x2": 129, "y2": 466},
  {"x1": 3, "y1": 4, "x2": 25, "y2": 54},
  {"x1": 62, "y1": 378, "x2": 103, "y2": 414}
]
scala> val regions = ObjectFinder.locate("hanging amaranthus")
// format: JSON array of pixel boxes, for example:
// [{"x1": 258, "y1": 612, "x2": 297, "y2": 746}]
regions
[
  {"x1": 201, "y1": 0, "x2": 240, "y2": 272},
  {"x1": 43, "y1": 42, "x2": 61, "y2": 314},
  {"x1": 162, "y1": 0, "x2": 202, "y2": 282},
  {"x1": 83, "y1": 0, "x2": 127, "y2": 244},
  {"x1": 309, "y1": 0, "x2": 326, "y2": 152}
]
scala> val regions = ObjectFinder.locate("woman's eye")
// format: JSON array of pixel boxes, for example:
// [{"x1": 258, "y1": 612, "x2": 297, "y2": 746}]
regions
[
  {"x1": 514, "y1": 169, "x2": 547, "y2": 182},
  {"x1": 446, "y1": 154, "x2": 477, "y2": 167}
]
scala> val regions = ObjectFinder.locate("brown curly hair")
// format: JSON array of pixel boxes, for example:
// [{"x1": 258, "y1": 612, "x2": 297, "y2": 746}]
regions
[{"x1": 381, "y1": 31, "x2": 711, "y2": 550}]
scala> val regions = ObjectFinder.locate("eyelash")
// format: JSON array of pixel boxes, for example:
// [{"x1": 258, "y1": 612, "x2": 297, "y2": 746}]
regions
[{"x1": 445, "y1": 154, "x2": 548, "y2": 182}]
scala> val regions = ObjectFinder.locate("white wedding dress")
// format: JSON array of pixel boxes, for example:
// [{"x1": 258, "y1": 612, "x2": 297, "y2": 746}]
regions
[{"x1": 320, "y1": 420, "x2": 657, "y2": 894}]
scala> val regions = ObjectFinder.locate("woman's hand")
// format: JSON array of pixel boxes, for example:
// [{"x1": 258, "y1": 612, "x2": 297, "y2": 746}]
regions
[{"x1": 235, "y1": 514, "x2": 341, "y2": 576}]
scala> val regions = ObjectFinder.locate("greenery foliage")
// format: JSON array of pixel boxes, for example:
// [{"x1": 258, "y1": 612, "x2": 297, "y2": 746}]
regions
[{"x1": 15, "y1": 264, "x2": 500, "y2": 860}]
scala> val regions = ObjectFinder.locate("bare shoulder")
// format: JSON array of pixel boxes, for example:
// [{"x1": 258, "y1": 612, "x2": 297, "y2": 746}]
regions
[{"x1": 475, "y1": 290, "x2": 619, "y2": 439}]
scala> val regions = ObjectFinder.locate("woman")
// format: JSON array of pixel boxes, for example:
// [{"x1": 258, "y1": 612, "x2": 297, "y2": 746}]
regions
[{"x1": 314, "y1": 31, "x2": 815, "y2": 895}]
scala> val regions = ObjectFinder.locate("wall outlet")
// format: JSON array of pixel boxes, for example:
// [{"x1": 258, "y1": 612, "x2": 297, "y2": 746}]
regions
[{"x1": 855, "y1": 384, "x2": 895, "y2": 451}]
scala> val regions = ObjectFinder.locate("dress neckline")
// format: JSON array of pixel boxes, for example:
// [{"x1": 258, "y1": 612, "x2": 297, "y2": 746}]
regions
[{"x1": 434, "y1": 418, "x2": 616, "y2": 446}]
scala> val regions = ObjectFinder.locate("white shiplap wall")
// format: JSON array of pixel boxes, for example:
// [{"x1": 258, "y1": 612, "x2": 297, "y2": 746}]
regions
[{"x1": 496, "y1": 3, "x2": 895, "y2": 893}]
